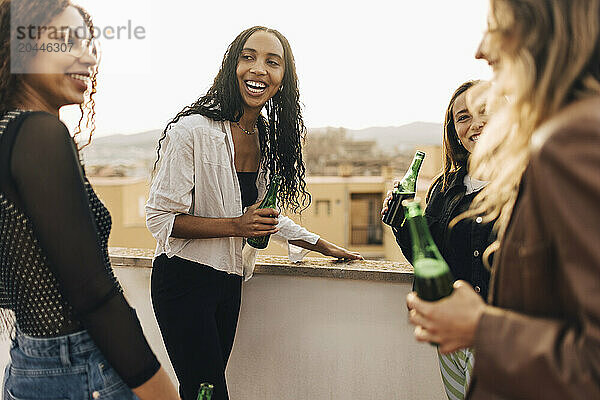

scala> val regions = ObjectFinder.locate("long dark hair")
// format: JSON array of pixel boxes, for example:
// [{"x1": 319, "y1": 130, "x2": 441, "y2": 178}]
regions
[
  {"x1": 426, "y1": 80, "x2": 479, "y2": 201},
  {"x1": 0, "y1": 0, "x2": 98, "y2": 149},
  {"x1": 153, "y1": 26, "x2": 310, "y2": 213}
]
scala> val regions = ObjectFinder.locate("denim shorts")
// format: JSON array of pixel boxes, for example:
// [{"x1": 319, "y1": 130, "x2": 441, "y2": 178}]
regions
[{"x1": 3, "y1": 330, "x2": 139, "y2": 400}]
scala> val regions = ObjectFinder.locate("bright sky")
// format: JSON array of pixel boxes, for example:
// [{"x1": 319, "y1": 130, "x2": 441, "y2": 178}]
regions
[{"x1": 61, "y1": 0, "x2": 492, "y2": 137}]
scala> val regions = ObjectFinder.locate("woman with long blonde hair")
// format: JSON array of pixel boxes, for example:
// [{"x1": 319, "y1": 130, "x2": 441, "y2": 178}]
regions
[{"x1": 407, "y1": 0, "x2": 600, "y2": 398}]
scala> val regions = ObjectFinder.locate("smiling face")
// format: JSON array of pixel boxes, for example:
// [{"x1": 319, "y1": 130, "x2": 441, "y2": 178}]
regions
[
  {"x1": 452, "y1": 87, "x2": 489, "y2": 154},
  {"x1": 236, "y1": 30, "x2": 285, "y2": 113},
  {"x1": 20, "y1": 5, "x2": 97, "y2": 111}
]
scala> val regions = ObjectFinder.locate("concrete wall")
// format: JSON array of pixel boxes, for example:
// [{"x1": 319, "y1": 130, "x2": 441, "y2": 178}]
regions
[
  {"x1": 0, "y1": 266, "x2": 445, "y2": 400},
  {"x1": 118, "y1": 267, "x2": 445, "y2": 399},
  {"x1": 229, "y1": 274, "x2": 446, "y2": 399}
]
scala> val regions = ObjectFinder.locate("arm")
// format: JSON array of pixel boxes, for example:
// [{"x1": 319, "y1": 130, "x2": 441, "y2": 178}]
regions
[
  {"x1": 472, "y1": 126, "x2": 600, "y2": 398},
  {"x1": 146, "y1": 127, "x2": 278, "y2": 244},
  {"x1": 392, "y1": 225, "x2": 414, "y2": 263},
  {"x1": 288, "y1": 238, "x2": 363, "y2": 260},
  {"x1": 382, "y1": 187, "x2": 414, "y2": 261},
  {"x1": 171, "y1": 205, "x2": 278, "y2": 239},
  {"x1": 384, "y1": 177, "x2": 444, "y2": 263},
  {"x1": 11, "y1": 114, "x2": 177, "y2": 398},
  {"x1": 132, "y1": 369, "x2": 179, "y2": 400},
  {"x1": 407, "y1": 125, "x2": 600, "y2": 398},
  {"x1": 273, "y1": 215, "x2": 362, "y2": 260}
]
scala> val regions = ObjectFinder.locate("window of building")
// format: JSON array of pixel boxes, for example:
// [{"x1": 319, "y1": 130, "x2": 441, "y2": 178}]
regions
[
  {"x1": 350, "y1": 193, "x2": 383, "y2": 245},
  {"x1": 315, "y1": 200, "x2": 331, "y2": 216}
]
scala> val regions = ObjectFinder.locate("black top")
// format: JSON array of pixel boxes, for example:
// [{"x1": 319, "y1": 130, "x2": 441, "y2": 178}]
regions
[
  {"x1": 394, "y1": 168, "x2": 495, "y2": 300},
  {"x1": 237, "y1": 171, "x2": 258, "y2": 208},
  {"x1": 0, "y1": 111, "x2": 159, "y2": 388}
]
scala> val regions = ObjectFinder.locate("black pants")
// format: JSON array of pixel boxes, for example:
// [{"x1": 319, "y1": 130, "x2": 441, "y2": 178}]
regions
[{"x1": 151, "y1": 254, "x2": 242, "y2": 400}]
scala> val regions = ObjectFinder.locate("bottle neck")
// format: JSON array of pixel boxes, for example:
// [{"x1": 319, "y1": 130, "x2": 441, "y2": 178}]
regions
[
  {"x1": 406, "y1": 213, "x2": 443, "y2": 261},
  {"x1": 262, "y1": 176, "x2": 281, "y2": 207},
  {"x1": 397, "y1": 155, "x2": 424, "y2": 193}
]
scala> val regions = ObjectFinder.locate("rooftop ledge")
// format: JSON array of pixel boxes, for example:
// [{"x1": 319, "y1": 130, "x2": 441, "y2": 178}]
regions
[{"x1": 109, "y1": 247, "x2": 414, "y2": 283}]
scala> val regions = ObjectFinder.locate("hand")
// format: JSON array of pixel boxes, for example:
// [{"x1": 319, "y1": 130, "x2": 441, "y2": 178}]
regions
[
  {"x1": 132, "y1": 367, "x2": 179, "y2": 400},
  {"x1": 235, "y1": 202, "x2": 280, "y2": 238},
  {"x1": 406, "y1": 280, "x2": 486, "y2": 354},
  {"x1": 321, "y1": 241, "x2": 364, "y2": 260},
  {"x1": 381, "y1": 179, "x2": 401, "y2": 215}
]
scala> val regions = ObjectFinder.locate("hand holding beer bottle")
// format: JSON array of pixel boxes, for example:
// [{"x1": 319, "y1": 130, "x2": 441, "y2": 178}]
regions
[
  {"x1": 403, "y1": 199, "x2": 454, "y2": 301},
  {"x1": 382, "y1": 151, "x2": 425, "y2": 228},
  {"x1": 247, "y1": 175, "x2": 281, "y2": 249}
]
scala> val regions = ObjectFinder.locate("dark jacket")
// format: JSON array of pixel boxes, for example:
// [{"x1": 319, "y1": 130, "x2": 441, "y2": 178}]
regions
[
  {"x1": 393, "y1": 167, "x2": 495, "y2": 300},
  {"x1": 467, "y1": 97, "x2": 600, "y2": 399}
]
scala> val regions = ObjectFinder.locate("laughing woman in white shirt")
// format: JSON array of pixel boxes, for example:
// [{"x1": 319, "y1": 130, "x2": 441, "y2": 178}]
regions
[{"x1": 146, "y1": 26, "x2": 362, "y2": 400}]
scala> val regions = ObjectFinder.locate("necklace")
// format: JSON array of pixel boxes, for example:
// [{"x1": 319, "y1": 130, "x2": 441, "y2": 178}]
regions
[{"x1": 234, "y1": 121, "x2": 257, "y2": 135}]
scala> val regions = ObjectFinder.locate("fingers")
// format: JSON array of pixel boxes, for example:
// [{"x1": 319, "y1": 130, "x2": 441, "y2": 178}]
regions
[
  {"x1": 381, "y1": 191, "x2": 394, "y2": 215},
  {"x1": 414, "y1": 325, "x2": 440, "y2": 344},
  {"x1": 406, "y1": 292, "x2": 422, "y2": 311},
  {"x1": 250, "y1": 208, "x2": 279, "y2": 229},
  {"x1": 248, "y1": 201, "x2": 262, "y2": 211},
  {"x1": 248, "y1": 228, "x2": 279, "y2": 237},
  {"x1": 254, "y1": 216, "x2": 279, "y2": 226},
  {"x1": 408, "y1": 308, "x2": 433, "y2": 330},
  {"x1": 453, "y1": 280, "x2": 469, "y2": 290},
  {"x1": 340, "y1": 252, "x2": 363, "y2": 260},
  {"x1": 255, "y1": 207, "x2": 280, "y2": 218},
  {"x1": 249, "y1": 219, "x2": 279, "y2": 235}
]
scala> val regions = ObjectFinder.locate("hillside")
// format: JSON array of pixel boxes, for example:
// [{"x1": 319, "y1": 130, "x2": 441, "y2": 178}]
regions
[{"x1": 81, "y1": 121, "x2": 442, "y2": 170}]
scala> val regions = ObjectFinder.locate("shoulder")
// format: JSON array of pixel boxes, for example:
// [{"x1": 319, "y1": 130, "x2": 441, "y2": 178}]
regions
[
  {"x1": 174, "y1": 114, "x2": 224, "y2": 133},
  {"x1": 532, "y1": 96, "x2": 600, "y2": 159},
  {"x1": 167, "y1": 114, "x2": 226, "y2": 141},
  {"x1": 19, "y1": 111, "x2": 69, "y2": 134},
  {"x1": 427, "y1": 169, "x2": 464, "y2": 201},
  {"x1": 529, "y1": 97, "x2": 600, "y2": 187},
  {"x1": 15, "y1": 112, "x2": 72, "y2": 150},
  {"x1": 427, "y1": 175, "x2": 444, "y2": 200}
]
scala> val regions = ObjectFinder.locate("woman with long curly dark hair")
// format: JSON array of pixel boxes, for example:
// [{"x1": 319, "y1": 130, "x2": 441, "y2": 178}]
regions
[
  {"x1": 146, "y1": 26, "x2": 362, "y2": 400},
  {"x1": 0, "y1": 1, "x2": 178, "y2": 399}
]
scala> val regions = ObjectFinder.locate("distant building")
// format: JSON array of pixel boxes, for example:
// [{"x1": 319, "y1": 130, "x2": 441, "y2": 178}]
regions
[
  {"x1": 418, "y1": 144, "x2": 443, "y2": 180},
  {"x1": 88, "y1": 176, "x2": 155, "y2": 250},
  {"x1": 89, "y1": 144, "x2": 442, "y2": 261}
]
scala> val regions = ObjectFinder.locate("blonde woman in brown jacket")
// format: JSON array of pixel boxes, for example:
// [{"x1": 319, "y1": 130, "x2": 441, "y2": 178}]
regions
[{"x1": 406, "y1": 1, "x2": 600, "y2": 399}]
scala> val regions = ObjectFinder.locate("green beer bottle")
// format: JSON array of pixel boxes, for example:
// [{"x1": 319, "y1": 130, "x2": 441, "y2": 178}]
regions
[
  {"x1": 197, "y1": 383, "x2": 214, "y2": 400},
  {"x1": 247, "y1": 174, "x2": 281, "y2": 249},
  {"x1": 382, "y1": 151, "x2": 425, "y2": 227},
  {"x1": 403, "y1": 199, "x2": 454, "y2": 301}
]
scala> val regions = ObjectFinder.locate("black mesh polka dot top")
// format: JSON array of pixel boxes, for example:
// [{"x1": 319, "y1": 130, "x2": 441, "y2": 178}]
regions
[{"x1": 0, "y1": 111, "x2": 160, "y2": 388}]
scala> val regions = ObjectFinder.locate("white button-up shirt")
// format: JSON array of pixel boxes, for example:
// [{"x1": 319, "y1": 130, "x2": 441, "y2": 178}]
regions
[{"x1": 146, "y1": 114, "x2": 319, "y2": 280}]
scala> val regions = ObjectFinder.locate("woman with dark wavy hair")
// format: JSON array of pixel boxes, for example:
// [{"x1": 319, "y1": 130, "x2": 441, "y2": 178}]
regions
[
  {"x1": 0, "y1": 1, "x2": 178, "y2": 399},
  {"x1": 146, "y1": 26, "x2": 362, "y2": 399}
]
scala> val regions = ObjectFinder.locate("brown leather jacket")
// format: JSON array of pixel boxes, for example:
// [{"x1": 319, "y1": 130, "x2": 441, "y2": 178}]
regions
[{"x1": 467, "y1": 97, "x2": 600, "y2": 399}]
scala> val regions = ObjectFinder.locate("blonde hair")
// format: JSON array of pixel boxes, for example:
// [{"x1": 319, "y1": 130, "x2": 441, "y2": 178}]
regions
[{"x1": 465, "y1": 0, "x2": 600, "y2": 266}]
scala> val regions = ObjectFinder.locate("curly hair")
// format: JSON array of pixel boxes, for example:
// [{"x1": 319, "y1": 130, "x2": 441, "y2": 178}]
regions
[
  {"x1": 0, "y1": 0, "x2": 98, "y2": 150},
  {"x1": 153, "y1": 26, "x2": 311, "y2": 213}
]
